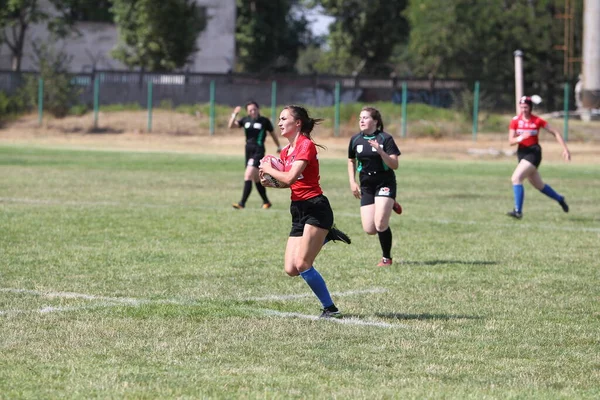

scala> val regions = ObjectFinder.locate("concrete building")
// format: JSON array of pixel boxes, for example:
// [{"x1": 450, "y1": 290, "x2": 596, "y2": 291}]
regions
[{"x1": 0, "y1": 0, "x2": 236, "y2": 73}]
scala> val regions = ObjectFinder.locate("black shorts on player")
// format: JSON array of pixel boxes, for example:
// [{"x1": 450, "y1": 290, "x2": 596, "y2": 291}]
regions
[
  {"x1": 245, "y1": 144, "x2": 265, "y2": 168},
  {"x1": 359, "y1": 170, "x2": 397, "y2": 207},
  {"x1": 517, "y1": 144, "x2": 542, "y2": 168},
  {"x1": 289, "y1": 195, "x2": 334, "y2": 237}
]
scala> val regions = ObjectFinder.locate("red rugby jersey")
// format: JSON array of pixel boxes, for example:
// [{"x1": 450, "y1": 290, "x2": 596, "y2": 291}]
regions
[
  {"x1": 509, "y1": 113, "x2": 547, "y2": 147},
  {"x1": 280, "y1": 134, "x2": 323, "y2": 201}
]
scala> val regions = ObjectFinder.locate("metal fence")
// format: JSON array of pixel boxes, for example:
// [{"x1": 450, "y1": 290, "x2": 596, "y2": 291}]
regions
[{"x1": 0, "y1": 69, "x2": 469, "y2": 109}]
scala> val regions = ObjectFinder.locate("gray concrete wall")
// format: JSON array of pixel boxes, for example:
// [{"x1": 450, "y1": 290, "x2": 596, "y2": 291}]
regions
[{"x1": 0, "y1": 0, "x2": 235, "y2": 73}]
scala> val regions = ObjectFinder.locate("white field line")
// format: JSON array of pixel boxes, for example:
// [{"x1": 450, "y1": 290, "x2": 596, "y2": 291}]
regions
[
  {"x1": 2, "y1": 196, "x2": 599, "y2": 233},
  {"x1": 1, "y1": 288, "x2": 147, "y2": 304},
  {"x1": 0, "y1": 302, "x2": 123, "y2": 316},
  {"x1": 0, "y1": 288, "x2": 200, "y2": 307},
  {"x1": 246, "y1": 288, "x2": 387, "y2": 302},
  {"x1": 1, "y1": 287, "x2": 387, "y2": 306},
  {"x1": 0, "y1": 287, "x2": 404, "y2": 328}
]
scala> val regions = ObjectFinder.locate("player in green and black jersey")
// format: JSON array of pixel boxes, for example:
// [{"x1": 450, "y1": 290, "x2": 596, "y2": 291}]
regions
[
  {"x1": 229, "y1": 101, "x2": 281, "y2": 209},
  {"x1": 348, "y1": 106, "x2": 402, "y2": 267}
]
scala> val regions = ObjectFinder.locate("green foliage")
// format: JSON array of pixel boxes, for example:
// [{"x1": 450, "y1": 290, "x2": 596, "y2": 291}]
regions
[
  {"x1": 99, "y1": 103, "x2": 143, "y2": 112},
  {"x1": 235, "y1": 0, "x2": 314, "y2": 73},
  {"x1": 295, "y1": 45, "x2": 324, "y2": 74},
  {"x1": 0, "y1": 90, "x2": 26, "y2": 124},
  {"x1": 406, "y1": 0, "x2": 580, "y2": 110},
  {"x1": 111, "y1": 0, "x2": 207, "y2": 71},
  {"x1": 307, "y1": 0, "x2": 409, "y2": 75},
  {"x1": 451, "y1": 89, "x2": 510, "y2": 132},
  {"x1": 64, "y1": 0, "x2": 114, "y2": 23},
  {"x1": 0, "y1": 0, "x2": 78, "y2": 71},
  {"x1": 158, "y1": 99, "x2": 173, "y2": 110},
  {"x1": 480, "y1": 113, "x2": 511, "y2": 133},
  {"x1": 452, "y1": 89, "x2": 497, "y2": 121},
  {"x1": 21, "y1": 41, "x2": 80, "y2": 118},
  {"x1": 68, "y1": 103, "x2": 88, "y2": 116}
]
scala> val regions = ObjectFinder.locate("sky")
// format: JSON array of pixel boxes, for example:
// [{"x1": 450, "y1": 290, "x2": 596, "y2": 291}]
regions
[
  {"x1": 297, "y1": 5, "x2": 334, "y2": 36},
  {"x1": 308, "y1": 12, "x2": 334, "y2": 36}
]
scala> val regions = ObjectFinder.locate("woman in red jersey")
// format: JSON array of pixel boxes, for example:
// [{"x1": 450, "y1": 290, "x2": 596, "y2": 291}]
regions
[
  {"x1": 507, "y1": 96, "x2": 571, "y2": 219},
  {"x1": 259, "y1": 105, "x2": 349, "y2": 318}
]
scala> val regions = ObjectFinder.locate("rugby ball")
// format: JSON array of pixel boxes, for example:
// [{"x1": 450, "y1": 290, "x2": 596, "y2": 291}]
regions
[
  {"x1": 260, "y1": 155, "x2": 287, "y2": 188},
  {"x1": 531, "y1": 94, "x2": 542, "y2": 105}
]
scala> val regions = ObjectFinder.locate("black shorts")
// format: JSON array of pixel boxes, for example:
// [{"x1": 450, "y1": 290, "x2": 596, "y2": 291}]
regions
[
  {"x1": 289, "y1": 194, "x2": 334, "y2": 237},
  {"x1": 245, "y1": 145, "x2": 265, "y2": 168},
  {"x1": 517, "y1": 144, "x2": 542, "y2": 168},
  {"x1": 359, "y1": 171, "x2": 397, "y2": 206}
]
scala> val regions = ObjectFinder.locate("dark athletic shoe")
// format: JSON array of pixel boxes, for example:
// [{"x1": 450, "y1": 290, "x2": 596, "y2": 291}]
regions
[
  {"x1": 559, "y1": 198, "x2": 569, "y2": 213},
  {"x1": 506, "y1": 210, "x2": 523, "y2": 219},
  {"x1": 319, "y1": 309, "x2": 342, "y2": 319},
  {"x1": 325, "y1": 225, "x2": 351, "y2": 245}
]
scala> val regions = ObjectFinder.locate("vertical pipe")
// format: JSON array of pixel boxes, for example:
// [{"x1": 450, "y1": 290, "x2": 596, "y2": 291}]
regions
[
  {"x1": 472, "y1": 81, "x2": 480, "y2": 142},
  {"x1": 93, "y1": 75, "x2": 100, "y2": 129},
  {"x1": 270, "y1": 80, "x2": 277, "y2": 124},
  {"x1": 38, "y1": 77, "x2": 43, "y2": 127},
  {"x1": 581, "y1": 0, "x2": 600, "y2": 110},
  {"x1": 209, "y1": 80, "x2": 215, "y2": 136},
  {"x1": 563, "y1": 82, "x2": 569, "y2": 142},
  {"x1": 401, "y1": 81, "x2": 408, "y2": 138},
  {"x1": 334, "y1": 81, "x2": 340, "y2": 137},
  {"x1": 147, "y1": 80, "x2": 153, "y2": 133},
  {"x1": 514, "y1": 50, "x2": 524, "y2": 115}
]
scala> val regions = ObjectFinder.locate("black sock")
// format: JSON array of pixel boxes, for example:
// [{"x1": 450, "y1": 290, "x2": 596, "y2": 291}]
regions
[
  {"x1": 255, "y1": 181, "x2": 270, "y2": 203},
  {"x1": 377, "y1": 227, "x2": 393, "y2": 259},
  {"x1": 240, "y1": 180, "x2": 252, "y2": 206}
]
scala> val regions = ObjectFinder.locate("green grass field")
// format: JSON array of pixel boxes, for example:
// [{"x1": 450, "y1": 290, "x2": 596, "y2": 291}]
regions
[{"x1": 1, "y1": 144, "x2": 599, "y2": 399}]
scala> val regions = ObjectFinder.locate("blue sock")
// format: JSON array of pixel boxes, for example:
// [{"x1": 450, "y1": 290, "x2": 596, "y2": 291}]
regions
[
  {"x1": 540, "y1": 184, "x2": 563, "y2": 202},
  {"x1": 300, "y1": 267, "x2": 334, "y2": 309},
  {"x1": 513, "y1": 184, "x2": 524, "y2": 213}
]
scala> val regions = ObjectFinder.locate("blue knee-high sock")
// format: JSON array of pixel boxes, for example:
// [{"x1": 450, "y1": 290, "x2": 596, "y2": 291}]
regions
[
  {"x1": 300, "y1": 267, "x2": 334, "y2": 309},
  {"x1": 540, "y1": 184, "x2": 563, "y2": 202},
  {"x1": 513, "y1": 184, "x2": 524, "y2": 213}
]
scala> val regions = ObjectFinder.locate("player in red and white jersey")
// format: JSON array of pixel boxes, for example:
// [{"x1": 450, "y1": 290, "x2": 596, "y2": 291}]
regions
[
  {"x1": 279, "y1": 132, "x2": 322, "y2": 201},
  {"x1": 506, "y1": 96, "x2": 571, "y2": 219},
  {"x1": 259, "y1": 105, "x2": 350, "y2": 319}
]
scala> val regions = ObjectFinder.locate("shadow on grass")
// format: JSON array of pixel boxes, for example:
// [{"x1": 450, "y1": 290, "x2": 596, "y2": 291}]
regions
[
  {"x1": 375, "y1": 313, "x2": 484, "y2": 321},
  {"x1": 401, "y1": 260, "x2": 498, "y2": 266},
  {"x1": 87, "y1": 127, "x2": 125, "y2": 134},
  {"x1": 566, "y1": 216, "x2": 600, "y2": 223}
]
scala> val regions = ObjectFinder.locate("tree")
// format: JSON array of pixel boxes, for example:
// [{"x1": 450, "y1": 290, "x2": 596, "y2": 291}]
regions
[
  {"x1": 22, "y1": 38, "x2": 80, "y2": 118},
  {"x1": 406, "y1": 0, "x2": 580, "y2": 109},
  {"x1": 306, "y1": 0, "x2": 409, "y2": 76},
  {"x1": 111, "y1": 0, "x2": 207, "y2": 71},
  {"x1": 235, "y1": 0, "x2": 315, "y2": 73},
  {"x1": 0, "y1": 0, "x2": 78, "y2": 71},
  {"x1": 64, "y1": 0, "x2": 113, "y2": 23}
]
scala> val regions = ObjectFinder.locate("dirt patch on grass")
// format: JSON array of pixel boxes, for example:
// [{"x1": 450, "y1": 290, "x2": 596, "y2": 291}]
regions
[{"x1": 2, "y1": 111, "x2": 600, "y2": 164}]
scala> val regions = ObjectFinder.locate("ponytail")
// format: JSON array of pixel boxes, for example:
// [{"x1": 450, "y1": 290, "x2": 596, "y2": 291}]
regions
[{"x1": 283, "y1": 105, "x2": 326, "y2": 149}]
